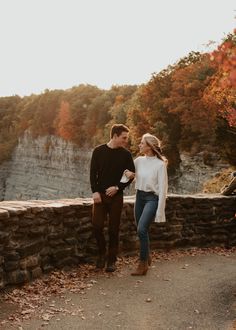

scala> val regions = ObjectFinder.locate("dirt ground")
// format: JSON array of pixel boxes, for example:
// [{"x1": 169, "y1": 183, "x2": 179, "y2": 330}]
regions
[{"x1": 0, "y1": 247, "x2": 236, "y2": 330}]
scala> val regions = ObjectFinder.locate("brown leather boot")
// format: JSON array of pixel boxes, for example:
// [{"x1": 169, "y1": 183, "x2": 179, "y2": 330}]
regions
[{"x1": 131, "y1": 261, "x2": 148, "y2": 276}]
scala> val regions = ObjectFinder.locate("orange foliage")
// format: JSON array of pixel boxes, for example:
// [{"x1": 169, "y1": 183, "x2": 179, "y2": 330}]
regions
[
  {"x1": 126, "y1": 86, "x2": 154, "y2": 147},
  {"x1": 114, "y1": 95, "x2": 125, "y2": 106},
  {"x1": 55, "y1": 101, "x2": 75, "y2": 141},
  {"x1": 209, "y1": 31, "x2": 236, "y2": 127},
  {"x1": 165, "y1": 56, "x2": 217, "y2": 136},
  {"x1": 211, "y1": 33, "x2": 236, "y2": 87}
]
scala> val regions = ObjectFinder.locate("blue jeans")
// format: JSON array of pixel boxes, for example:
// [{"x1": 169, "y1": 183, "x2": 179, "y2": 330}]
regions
[{"x1": 134, "y1": 190, "x2": 159, "y2": 261}]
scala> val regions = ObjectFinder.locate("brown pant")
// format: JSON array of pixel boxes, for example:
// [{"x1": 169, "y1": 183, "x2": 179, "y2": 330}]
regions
[{"x1": 92, "y1": 192, "x2": 123, "y2": 262}]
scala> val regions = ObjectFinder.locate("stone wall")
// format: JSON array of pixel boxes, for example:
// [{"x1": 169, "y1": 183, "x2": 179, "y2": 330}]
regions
[{"x1": 0, "y1": 194, "x2": 235, "y2": 289}]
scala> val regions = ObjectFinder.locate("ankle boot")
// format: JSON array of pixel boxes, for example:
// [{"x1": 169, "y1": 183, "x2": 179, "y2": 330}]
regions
[{"x1": 131, "y1": 261, "x2": 148, "y2": 276}]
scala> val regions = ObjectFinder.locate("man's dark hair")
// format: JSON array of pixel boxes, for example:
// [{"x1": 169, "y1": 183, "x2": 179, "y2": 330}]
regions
[{"x1": 110, "y1": 124, "x2": 129, "y2": 138}]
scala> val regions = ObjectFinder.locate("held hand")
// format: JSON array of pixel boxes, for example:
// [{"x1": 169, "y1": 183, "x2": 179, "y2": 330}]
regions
[
  {"x1": 124, "y1": 169, "x2": 135, "y2": 179},
  {"x1": 93, "y1": 192, "x2": 102, "y2": 203},
  {"x1": 105, "y1": 186, "x2": 118, "y2": 197}
]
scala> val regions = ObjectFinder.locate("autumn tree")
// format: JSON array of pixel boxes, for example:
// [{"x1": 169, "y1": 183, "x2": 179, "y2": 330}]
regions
[
  {"x1": 207, "y1": 31, "x2": 236, "y2": 128},
  {"x1": 19, "y1": 90, "x2": 64, "y2": 138},
  {"x1": 54, "y1": 101, "x2": 75, "y2": 141},
  {"x1": 0, "y1": 95, "x2": 22, "y2": 162},
  {"x1": 164, "y1": 54, "x2": 217, "y2": 152}
]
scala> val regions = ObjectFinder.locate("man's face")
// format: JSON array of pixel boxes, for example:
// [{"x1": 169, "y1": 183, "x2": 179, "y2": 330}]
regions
[{"x1": 113, "y1": 132, "x2": 129, "y2": 148}]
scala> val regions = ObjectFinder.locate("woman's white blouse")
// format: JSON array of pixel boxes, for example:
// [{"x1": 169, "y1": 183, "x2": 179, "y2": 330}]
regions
[{"x1": 134, "y1": 156, "x2": 168, "y2": 223}]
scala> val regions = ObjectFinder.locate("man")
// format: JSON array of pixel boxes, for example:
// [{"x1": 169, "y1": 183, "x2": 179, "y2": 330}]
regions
[{"x1": 90, "y1": 124, "x2": 135, "y2": 272}]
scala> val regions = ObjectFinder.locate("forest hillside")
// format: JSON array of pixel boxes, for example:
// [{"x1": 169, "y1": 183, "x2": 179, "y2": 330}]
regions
[{"x1": 0, "y1": 32, "x2": 235, "y2": 175}]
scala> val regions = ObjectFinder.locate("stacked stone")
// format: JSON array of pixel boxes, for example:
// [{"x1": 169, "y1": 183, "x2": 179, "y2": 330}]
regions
[
  {"x1": 0, "y1": 199, "x2": 94, "y2": 289},
  {"x1": 0, "y1": 194, "x2": 235, "y2": 289},
  {"x1": 150, "y1": 195, "x2": 236, "y2": 249}
]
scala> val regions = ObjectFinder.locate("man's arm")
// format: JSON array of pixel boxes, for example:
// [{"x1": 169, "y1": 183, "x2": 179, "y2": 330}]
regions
[
  {"x1": 117, "y1": 152, "x2": 135, "y2": 191},
  {"x1": 90, "y1": 149, "x2": 102, "y2": 203},
  {"x1": 90, "y1": 149, "x2": 98, "y2": 193}
]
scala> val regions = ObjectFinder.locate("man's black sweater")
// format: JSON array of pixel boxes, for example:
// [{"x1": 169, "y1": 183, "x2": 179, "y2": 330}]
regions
[{"x1": 90, "y1": 144, "x2": 135, "y2": 193}]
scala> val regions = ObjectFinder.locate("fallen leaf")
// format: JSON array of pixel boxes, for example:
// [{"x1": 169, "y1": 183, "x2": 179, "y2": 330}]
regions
[{"x1": 42, "y1": 313, "x2": 50, "y2": 321}]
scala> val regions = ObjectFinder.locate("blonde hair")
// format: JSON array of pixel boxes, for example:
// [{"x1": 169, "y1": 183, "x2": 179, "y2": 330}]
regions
[{"x1": 142, "y1": 133, "x2": 168, "y2": 163}]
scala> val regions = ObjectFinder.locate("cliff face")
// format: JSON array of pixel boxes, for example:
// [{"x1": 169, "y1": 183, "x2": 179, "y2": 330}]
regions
[
  {"x1": 0, "y1": 161, "x2": 11, "y2": 200},
  {"x1": 0, "y1": 133, "x2": 229, "y2": 201},
  {"x1": 0, "y1": 132, "x2": 92, "y2": 201},
  {"x1": 168, "y1": 153, "x2": 228, "y2": 194}
]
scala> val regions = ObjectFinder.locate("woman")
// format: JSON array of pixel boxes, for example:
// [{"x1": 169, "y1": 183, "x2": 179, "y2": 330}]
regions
[{"x1": 125, "y1": 133, "x2": 168, "y2": 276}]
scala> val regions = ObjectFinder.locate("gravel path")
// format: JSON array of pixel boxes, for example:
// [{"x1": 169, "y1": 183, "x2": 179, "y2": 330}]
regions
[{"x1": 1, "y1": 250, "x2": 236, "y2": 330}]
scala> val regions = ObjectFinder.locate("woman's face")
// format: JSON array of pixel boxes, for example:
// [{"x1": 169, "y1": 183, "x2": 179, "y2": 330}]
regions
[{"x1": 139, "y1": 138, "x2": 152, "y2": 154}]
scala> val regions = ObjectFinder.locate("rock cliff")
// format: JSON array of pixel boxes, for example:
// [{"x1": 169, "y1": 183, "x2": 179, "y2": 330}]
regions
[
  {"x1": 0, "y1": 132, "x2": 92, "y2": 201},
  {"x1": 0, "y1": 133, "x2": 229, "y2": 200},
  {"x1": 168, "y1": 153, "x2": 228, "y2": 194}
]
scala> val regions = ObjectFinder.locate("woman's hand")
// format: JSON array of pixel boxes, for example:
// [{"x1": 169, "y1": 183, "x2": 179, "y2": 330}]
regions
[{"x1": 124, "y1": 169, "x2": 135, "y2": 179}]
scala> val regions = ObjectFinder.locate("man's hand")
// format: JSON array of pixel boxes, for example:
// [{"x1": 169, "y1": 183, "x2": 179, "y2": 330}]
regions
[
  {"x1": 93, "y1": 192, "x2": 102, "y2": 203},
  {"x1": 105, "y1": 186, "x2": 118, "y2": 197}
]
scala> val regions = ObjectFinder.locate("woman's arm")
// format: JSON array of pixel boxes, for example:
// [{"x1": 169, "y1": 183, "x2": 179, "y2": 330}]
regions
[{"x1": 155, "y1": 161, "x2": 168, "y2": 223}]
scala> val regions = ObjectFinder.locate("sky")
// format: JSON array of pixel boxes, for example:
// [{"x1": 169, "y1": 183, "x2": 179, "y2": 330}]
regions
[{"x1": 0, "y1": 0, "x2": 235, "y2": 97}]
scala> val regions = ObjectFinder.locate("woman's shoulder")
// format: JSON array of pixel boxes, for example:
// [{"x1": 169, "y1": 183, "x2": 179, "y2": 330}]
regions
[
  {"x1": 156, "y1": 158, "x2": 168, "y2": 171},
  {"x1": 134, "y1": 156, "x2": 145, "y2": 162}
]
